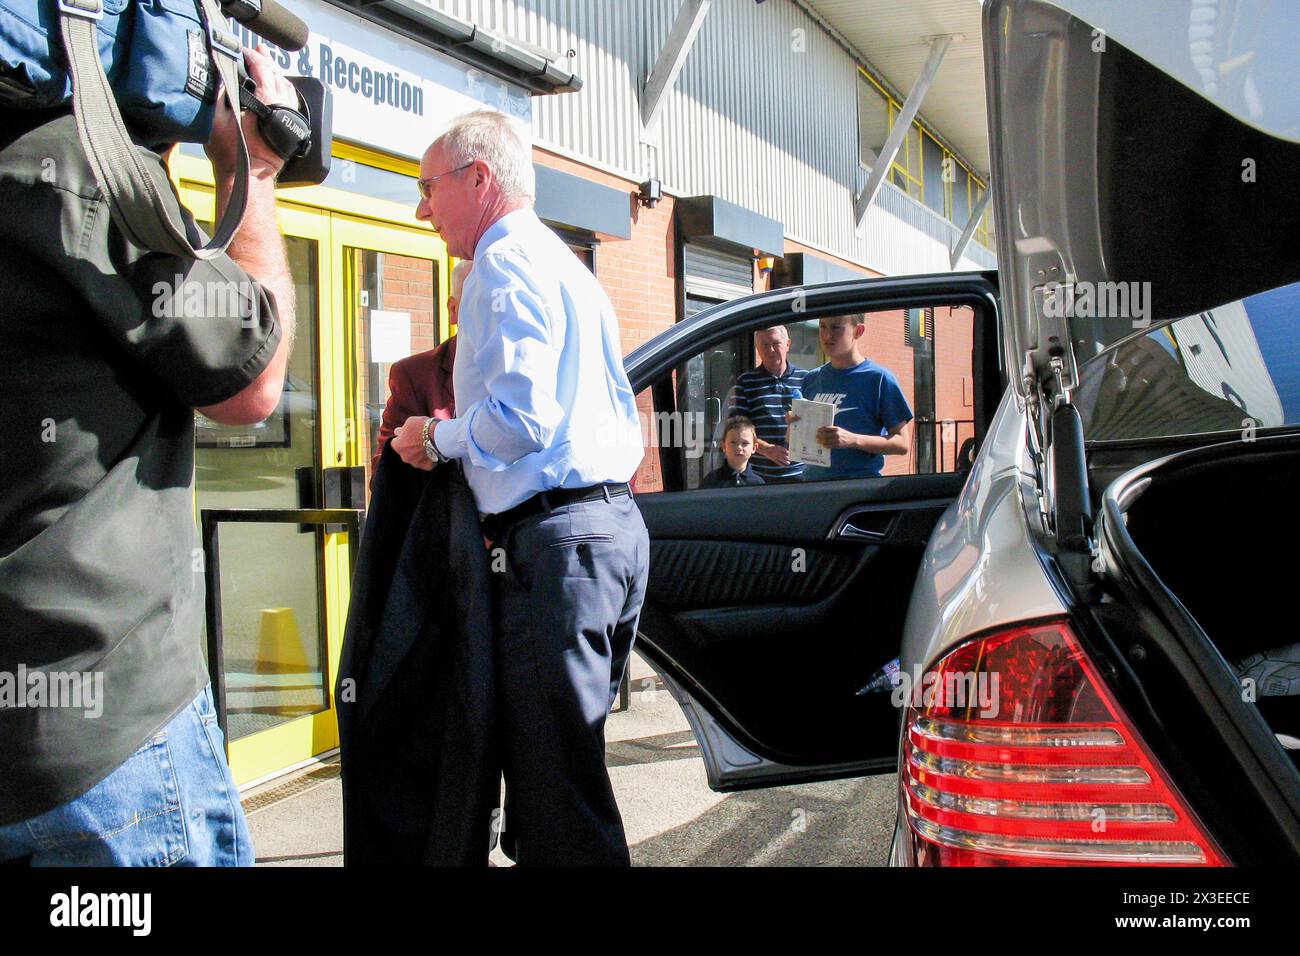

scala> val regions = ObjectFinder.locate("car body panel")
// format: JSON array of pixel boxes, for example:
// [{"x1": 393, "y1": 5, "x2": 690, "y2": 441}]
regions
[
  {"x1": 656, "y1": 668, "x2": 882, "y2": 793},
  {"x1": 984, "y1": 0, "x2": 1127, "y2": 396},
  {"x1": 983, "y1": 0, "x2": 1300, "y2": 404},
  {"x1": 889, "y1": 385, "x2": 1070, "y2": 864},
  {"x1": 898, "y1": 386, "x2": 1067, "y2": 685},
  {"x1": 1043, "y1": 0, "x2": 1300, "y2": 144}
]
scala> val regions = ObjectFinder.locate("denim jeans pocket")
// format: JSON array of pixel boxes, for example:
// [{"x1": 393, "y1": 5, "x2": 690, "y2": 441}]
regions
[{"x1": 26, "y1": 731, "x2": 189, "y2": 867}]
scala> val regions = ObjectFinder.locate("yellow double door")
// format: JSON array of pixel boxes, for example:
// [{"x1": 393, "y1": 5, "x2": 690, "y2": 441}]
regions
[{"x1": 175, "y1": 159, "x2": 449, "y2": 786}]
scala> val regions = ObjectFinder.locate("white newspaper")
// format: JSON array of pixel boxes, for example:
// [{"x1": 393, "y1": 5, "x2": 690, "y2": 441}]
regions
[{"x1": 788, "y1": 397, "x2": 836, "y2": 467}]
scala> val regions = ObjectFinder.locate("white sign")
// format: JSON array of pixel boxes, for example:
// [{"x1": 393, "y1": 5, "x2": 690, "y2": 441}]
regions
[
  {"x1": 369, "y1": 310, "x2": 412, "y2": 363},
  {"x1": 227, "y1": 0, "x2": 534, "y2": 160},
  {"x1": 788, "y1": 398, "x2": 835, "y2": 468}
]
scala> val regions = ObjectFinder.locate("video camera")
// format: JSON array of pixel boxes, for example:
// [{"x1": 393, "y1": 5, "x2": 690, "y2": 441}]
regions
[
  {"x1": 0, "y1": 0, "x2": 333, "y2": 255},
  {"x1": 221, "y1": 0, "x2": 332, "y2": 186}
]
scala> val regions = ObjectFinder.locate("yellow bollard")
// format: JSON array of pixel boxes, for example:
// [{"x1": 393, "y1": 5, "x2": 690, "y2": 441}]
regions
[{"x1": 254, "y1": 607, "x2": 309, "y2": 674}]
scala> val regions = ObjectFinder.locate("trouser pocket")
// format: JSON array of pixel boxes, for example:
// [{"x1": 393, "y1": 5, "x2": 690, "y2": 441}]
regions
[{"x1": 26, "y1": 731, "x2": 189, "y2": 867}]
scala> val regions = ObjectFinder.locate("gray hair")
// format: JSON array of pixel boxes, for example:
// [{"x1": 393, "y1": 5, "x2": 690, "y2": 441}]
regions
[
  {"x1": 436, "y1": 109, "x2": 535, "y2": 204},
  {"x1": 450, "y1": 259, "x2": 473, "y2": 300}
]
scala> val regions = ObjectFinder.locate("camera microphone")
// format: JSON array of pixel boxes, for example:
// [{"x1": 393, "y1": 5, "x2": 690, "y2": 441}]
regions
[{"x1": 220, "y1": 0, "x2": 310, "y2": 52}]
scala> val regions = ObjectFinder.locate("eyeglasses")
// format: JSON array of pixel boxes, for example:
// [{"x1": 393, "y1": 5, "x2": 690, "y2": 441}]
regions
[{"x1": 417, "y1": 162, "x2": 473, "y2": 201}]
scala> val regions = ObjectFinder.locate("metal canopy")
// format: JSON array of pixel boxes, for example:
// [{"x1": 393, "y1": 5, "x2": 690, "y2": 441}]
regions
[
  {"x1": 949, "y1": 183, "x2": 993, "y2": 268},
  {"x1": 800, "y1": 0, "x2": 990, "y2": 178},
  {"x1": 641, "y1": 0, "x2": 714, "y2": 137},
  {"x1": 326, "y1": 0, "x2": 584, "y2": 95},
  {"x1": 853, "y1": 34, "x2": 951, "y2": 229}
]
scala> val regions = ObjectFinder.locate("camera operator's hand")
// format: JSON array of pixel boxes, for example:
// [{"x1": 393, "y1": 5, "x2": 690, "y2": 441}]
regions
[
  {"x1": 196, "y1": 44, "x2": 298, "y2": 431},
  {"x1": 205, "y1": 44, "x2": 298, "y2": 182}
]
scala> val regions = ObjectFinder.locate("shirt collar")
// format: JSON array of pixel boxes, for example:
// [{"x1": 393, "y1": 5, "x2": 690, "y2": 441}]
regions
[
  {"x1": 474, "y1": 207, "x2": 539, "y2": 260},
  {"x1": 755, "y1": 362, "x2": 800, "y2": 381}
]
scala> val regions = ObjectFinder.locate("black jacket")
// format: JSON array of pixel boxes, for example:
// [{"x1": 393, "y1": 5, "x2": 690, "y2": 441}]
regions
[
  {"x1": 700, "y1": 463, "x2": 766, "y2": 488},
  {"x1": 336, "y1": 443, "x2": 499, "y2": 866}
]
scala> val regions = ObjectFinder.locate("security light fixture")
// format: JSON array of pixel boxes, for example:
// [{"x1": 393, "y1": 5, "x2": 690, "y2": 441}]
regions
[{"x1": 637, "y1": 179, "x2": 662, "y2": 209}]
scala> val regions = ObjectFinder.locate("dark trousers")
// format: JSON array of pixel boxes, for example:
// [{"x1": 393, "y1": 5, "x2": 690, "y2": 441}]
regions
[{"x1": 493, "y1": 490, "x2": 649, "y2": 866}]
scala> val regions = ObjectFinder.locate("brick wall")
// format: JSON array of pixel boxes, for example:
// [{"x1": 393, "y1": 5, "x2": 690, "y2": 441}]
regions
[
  {"x1": 533, "y1": 148, "x2": 678, "y2": 493},
  {"x1": 934, "y1": 305, "x2": 977, "y2": 471},
  {"x1": 382, "y1": 253, "x2": 440, "y2": 355},
  {"x1": 863, "y1": 309, "x2": 915, "y2": 477},
  {"x1": 354, "y1": 252, "x2": 438, "y2": 466}
]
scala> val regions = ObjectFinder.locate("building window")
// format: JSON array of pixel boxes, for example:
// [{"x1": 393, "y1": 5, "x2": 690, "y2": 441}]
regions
[
  {"x1": 921, "y1": 128, "x2": 946, "y2": 215},
  {"x1": 969, "y1": 180, "x2": 993, "y2": 249},
  {"x1": 889, "y1": 103, "x2": 924, "y2": 203},
  {"x1": 548, "y1": 224, "x2": 597, "y2": 274},
  {"x1": 904, "y1": 307, "x2": 930, "y2": 350},
  {"x1": 856, "y1": 69, "x2": 994, "y2": 248},
  {"x1": 857, "y1": 76, "x2": 891, "y2": 169}
]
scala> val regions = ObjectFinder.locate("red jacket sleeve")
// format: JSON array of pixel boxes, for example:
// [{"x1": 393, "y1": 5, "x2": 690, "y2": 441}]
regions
[{"x1": 372, "y1": 361, "x2": 423, "y2": 477}]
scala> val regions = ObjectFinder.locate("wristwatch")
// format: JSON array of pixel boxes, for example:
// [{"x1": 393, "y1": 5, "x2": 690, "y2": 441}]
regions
[{"x1": 422, "y1": 417, "x2": 450, "y2": 465}]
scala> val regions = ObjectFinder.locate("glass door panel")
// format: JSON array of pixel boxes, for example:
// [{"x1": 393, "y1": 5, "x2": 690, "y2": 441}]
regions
[
  {"x1": 181, "y1": 186, "x2": 340, "y2": 785},
  {"x1": 331, "y1": 214, "x2": 449, "y2": 500}
]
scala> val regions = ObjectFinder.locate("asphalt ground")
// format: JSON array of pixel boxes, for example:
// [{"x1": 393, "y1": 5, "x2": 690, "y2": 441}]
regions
[{"x1": 245, "y1": 653, "x2": 898, "y2": 867}]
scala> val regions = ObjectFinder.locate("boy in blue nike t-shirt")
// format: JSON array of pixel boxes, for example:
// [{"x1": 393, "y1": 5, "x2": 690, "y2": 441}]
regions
[{"x1": 790, "y1": 313, "x2": 913, "y2": 479}]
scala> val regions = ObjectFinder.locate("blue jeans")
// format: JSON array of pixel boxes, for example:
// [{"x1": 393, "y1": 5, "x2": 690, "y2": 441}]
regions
[{"x1": 0, "y1": 686, "x2": 254, "y2": 866}]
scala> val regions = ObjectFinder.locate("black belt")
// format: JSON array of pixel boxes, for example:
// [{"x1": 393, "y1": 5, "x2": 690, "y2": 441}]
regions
[{"x1": 482, "y1": 482, "x2": 632, "y2": 541}]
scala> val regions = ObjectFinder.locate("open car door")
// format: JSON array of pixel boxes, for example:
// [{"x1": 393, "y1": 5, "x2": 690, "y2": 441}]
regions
[{"x1": 623, "y1": 272, "x2": 1003, "y2": 791}]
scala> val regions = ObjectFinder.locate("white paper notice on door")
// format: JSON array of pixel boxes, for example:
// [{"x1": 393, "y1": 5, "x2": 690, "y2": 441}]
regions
[
  {"x1": 788, "y1": 397, "x2": 836, "y2": 468},
  {"x1": 369, "y1": 310, "x2": 412, "y2": 364}
]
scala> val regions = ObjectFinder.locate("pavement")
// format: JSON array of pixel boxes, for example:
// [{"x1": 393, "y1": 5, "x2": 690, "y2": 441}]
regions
[{"x1": 244, "y1": 653, "x2": 899, "y2": 867}]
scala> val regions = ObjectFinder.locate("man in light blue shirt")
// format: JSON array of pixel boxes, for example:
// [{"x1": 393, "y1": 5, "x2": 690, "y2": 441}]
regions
[{"x1": 391, "y1": 110, "x2": 648, "y2": 866}]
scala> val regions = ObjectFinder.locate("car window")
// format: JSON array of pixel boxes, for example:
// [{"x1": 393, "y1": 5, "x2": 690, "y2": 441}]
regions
[
  {"x1": 1075, "y1": 279, "x2": 1300, "y2": 442},
  {"x1": 638, "y1": 305, "x2": 977, "y2": 493}
]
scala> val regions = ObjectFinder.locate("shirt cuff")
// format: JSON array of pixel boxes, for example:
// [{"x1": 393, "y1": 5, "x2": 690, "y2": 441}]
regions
[{"x1": 433, "y1": 415, "x2": 470, "y2": 460}]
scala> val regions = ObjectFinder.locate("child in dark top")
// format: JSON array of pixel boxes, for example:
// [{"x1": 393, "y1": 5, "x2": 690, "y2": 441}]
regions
[{"x1": 701, "y1": 416, "x2": 767, "y2": 488}]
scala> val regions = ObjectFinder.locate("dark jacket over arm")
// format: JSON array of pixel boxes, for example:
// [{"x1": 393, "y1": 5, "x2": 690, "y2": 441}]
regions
[{"x1": 337, "y1": 442, "x2": 498, "y2": 866}]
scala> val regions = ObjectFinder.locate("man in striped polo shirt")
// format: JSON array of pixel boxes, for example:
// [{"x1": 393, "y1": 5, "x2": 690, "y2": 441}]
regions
[{"x1": 724, "y1": 325, "x2": 808, "y2": 483}]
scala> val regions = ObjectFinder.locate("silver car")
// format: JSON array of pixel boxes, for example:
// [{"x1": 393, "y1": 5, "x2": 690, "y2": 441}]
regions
[{"x1": 622, "y1": 0, "x2": 1300, "y2": 866}]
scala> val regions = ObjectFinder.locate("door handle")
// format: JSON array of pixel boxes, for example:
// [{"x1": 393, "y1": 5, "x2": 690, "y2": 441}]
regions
[
  {"x1": 295, "y1": 465, "x2": 318, "y2": 534},
  {"x1": 323, "y1": 466, "x2": 366, "y2": 533},
  {"x1": 706, "y1": 397, "x2": 721, "y2": 432},
  {"x1": 836, "y1": 510, "x2": 896, "y2": 541}
]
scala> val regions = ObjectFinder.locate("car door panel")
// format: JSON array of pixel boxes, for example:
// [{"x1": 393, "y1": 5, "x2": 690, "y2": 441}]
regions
[
  {"x1": 636, "y1": 483, "x2": 955, "y2": 770},
  {"x1": 633, "y1": 473, "x2": 964, "y2": 543}
]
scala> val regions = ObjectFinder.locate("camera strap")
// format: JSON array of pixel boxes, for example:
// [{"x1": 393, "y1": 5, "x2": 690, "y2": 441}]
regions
[{"x1": 56, "y1": 0, "x2": 250, "y2": 260}]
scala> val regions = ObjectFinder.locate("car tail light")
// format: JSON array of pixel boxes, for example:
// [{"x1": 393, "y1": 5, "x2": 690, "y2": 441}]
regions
[{"x1": 900, "y1": 619, "x2": 1226, "y2": 866}]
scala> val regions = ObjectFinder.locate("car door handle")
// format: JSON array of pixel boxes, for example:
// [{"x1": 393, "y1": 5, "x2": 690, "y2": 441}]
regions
[{"x1": 836, "y1": 510, "x2": 897, "y2": 541}]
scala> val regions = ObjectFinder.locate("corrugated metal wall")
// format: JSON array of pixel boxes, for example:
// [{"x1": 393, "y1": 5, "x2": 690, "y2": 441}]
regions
[{"x1": 425, "y1": 0, "x2": 995, "y2": 275}]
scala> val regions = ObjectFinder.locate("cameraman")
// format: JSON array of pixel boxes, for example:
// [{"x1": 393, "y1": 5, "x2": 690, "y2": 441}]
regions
[{"x1": 0, "y1": 45, "x2": 297, "y2": 866}]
